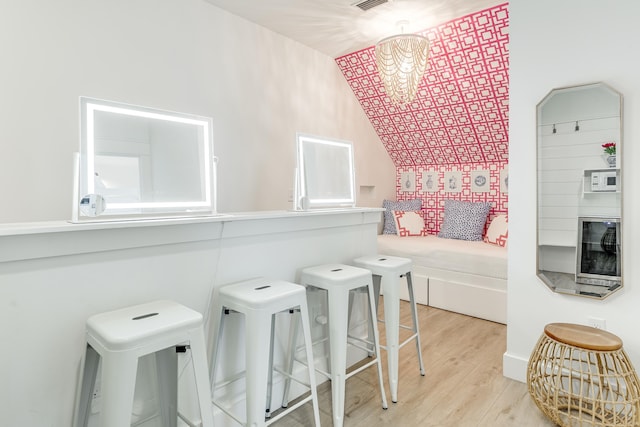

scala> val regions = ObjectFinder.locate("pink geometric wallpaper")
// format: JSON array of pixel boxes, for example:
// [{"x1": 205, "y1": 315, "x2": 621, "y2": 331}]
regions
[
  {"x1": 335, "y1": 3, "x2": 509, "y2": 167},
  {"x1": 395, "y1": 163, "x2": 508, "y2": 234},
  {"x1": 335, "y1": 3, "x2": 509, "y2": 233}
]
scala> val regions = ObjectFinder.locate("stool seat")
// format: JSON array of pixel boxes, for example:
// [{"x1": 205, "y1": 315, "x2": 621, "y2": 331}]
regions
[
  {"x1": 74, "y1": 300, "x2": 213, "y2": 427},
  {"x1": 87, "y1": 301, "x2": 202, "y2": 351},
  {"x1": 301, "y1": 263, "x2": 372, "y2": 287},
  {"x1": 218, "y1": 278, "x2": 307, "y2": 311},
  {"x1": 528, "y1": 323, "x2": 640, "y2": 427},
  {"x1": 210, "y1": 278, "x2": 320, "y2": 427},
  {"x1": 353, "y1": 255, "x2": 411, "y2": 277},
  {"x1": 544, "y1": 322, "x2": 623, "y2": 351},
  {"x1": 353, "y1": 255, "x2": 425, "y2": 403}
]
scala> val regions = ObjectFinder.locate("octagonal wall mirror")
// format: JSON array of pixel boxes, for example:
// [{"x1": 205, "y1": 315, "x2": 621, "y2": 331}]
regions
[{"x1": 537, "y1": 82, "x2": 623, "y2": 299}]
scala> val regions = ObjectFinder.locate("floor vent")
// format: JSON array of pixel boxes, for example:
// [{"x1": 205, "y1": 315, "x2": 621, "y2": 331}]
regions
[{"x1": 352, "y1": 0, "x2": 388, "y2": 12}]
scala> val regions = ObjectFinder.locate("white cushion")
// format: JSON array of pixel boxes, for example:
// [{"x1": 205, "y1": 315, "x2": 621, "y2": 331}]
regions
[
  {"x1": 393, "y1": 210, "x2": 428, "y2": 237},
  {"x1": 382, "y1": 199, "x2": 422, "y2": 234},
  {"x1": 484, "y1": 214, "x2": 508, "y2": 247}
]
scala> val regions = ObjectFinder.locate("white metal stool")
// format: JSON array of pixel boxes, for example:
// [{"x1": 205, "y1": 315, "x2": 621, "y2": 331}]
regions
[
  {"x1": 296, "y1": 263, "x2": 388, "y2": 427},
  {"x1": 73, "y1": 300, "x2": 214, "y2": 427},
  {"x1": 209, "y1": 278, "x2": 321, "y2": 427},
  {"x1": 353, "y1": 255, "x2": 425, "y2": 403}
]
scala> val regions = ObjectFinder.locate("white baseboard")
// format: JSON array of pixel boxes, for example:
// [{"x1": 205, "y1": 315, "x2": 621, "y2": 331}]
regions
[{"x1": 502, "y1": 351, "x2": 529, "y2": 383}]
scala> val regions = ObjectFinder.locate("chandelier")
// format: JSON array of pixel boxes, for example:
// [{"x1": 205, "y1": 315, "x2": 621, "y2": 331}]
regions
[{"x1": 375, "y1": 32, "x2": 430, "y2": 105}]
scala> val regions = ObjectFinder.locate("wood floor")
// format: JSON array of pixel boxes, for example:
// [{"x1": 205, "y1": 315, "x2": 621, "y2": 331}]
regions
[{"x1": 271, "y1": 301, "x2": 555, "y2": 427}]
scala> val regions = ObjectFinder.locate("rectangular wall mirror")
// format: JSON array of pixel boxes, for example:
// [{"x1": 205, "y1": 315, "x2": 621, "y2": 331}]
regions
[
  {"x1": 293, "y1": 133, "x2": 356, "y2": 210},
  {"x1": 73, "y1": 97, "x2": 216, "y2": 221}
]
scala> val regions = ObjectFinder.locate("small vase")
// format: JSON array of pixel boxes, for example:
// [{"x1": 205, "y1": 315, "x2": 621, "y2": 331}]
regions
[{"x1": 604, "y1": 154, "x2": 616, "y2": 168}]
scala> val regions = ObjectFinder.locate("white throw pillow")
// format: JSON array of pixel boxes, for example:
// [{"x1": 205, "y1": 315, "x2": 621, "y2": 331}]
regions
[
  {"x1": 393, "y1": 210, "x2": 428, "y2": 237},
  {"x1": 484, "y1": 214, "x2": 508, "y2": 247},
  {"x1": 382, "y1": 199, "x2": 422, "y2": 234}
]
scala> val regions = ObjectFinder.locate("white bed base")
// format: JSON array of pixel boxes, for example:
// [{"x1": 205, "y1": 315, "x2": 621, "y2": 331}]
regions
[{"x1": 398, "y1": 264, "x2": 507, "y2": 324}]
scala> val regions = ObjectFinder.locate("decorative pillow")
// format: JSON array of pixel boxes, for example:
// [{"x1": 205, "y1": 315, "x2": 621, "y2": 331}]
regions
[
  {"x1": 438, "y1": 200, "x2": 491, "y2": 241},
  {"x1": 382, "y1": 199, "x2": 422, "y2": 234},
  {"x1": 484, "y1": 214, "x2": 508, "y2": 247},
  {"x1": 393, "y1": 210, "x2": 428, "y2": 237}
]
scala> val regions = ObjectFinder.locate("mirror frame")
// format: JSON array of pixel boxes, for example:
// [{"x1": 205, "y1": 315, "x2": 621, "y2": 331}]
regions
[
  {"x1": 536, "y1": 82, "x2": 623, "y2": 299},
  {"x1": 73, "y1": 97, "x2": 216, "y2": 222},
  {"x1": 293, "y1": 133, "x2": 356, "y2": 210}
]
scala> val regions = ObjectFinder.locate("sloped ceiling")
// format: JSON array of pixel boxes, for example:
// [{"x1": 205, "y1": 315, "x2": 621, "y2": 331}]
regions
[
  {"x1": 205, "y1": 0, "x2": 509, "y2": 168},
  {"x1": 335, "y1": 3, "x2": 509, "y2": 167}
]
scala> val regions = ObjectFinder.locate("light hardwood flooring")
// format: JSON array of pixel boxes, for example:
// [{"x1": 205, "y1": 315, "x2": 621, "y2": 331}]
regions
[{"x1": 271, "y1": 301, "x2": 555, "y2": 427}]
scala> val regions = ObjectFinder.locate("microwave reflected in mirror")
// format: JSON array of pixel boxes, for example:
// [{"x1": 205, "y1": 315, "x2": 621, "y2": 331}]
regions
[{"x1": 589, "y1": 170, "x2": 617, "y2": 192}]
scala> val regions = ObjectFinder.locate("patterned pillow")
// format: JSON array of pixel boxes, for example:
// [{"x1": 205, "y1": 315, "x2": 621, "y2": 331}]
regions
[
  {"x1": 382, "y1": 199, "x2": 422, "y2": 234},
  {"x1": 438, "y1": 200, "x2": 491, "y2": 241},
  {"x1": 484, "y1": 214, "x2": 508, "y2": 247},
  {"x1": 393, "y1": 210, "x2": 428, "y2": 236}
]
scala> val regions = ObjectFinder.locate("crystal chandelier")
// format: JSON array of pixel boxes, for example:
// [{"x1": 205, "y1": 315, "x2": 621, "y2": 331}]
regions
[{"x1": 375, "y1": 31, "x2": 430, "y2": 105}]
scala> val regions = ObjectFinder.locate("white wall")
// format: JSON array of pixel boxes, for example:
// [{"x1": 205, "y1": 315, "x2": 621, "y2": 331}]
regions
[
  {"x1": 505, "y1": 0, "x2": 640, "y2": 381},
  {"x1": 0, "y1": 0, "x2": 395, "y2": 223}
]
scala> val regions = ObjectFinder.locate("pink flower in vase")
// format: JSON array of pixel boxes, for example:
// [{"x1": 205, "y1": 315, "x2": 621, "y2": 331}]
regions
[{"x1": 602, "y1": 142, "x2": 616, "y2": 155}]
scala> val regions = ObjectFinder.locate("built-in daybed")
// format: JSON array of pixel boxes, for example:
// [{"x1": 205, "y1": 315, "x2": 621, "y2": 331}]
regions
[{"x1": 379, "y1": 199, "x2": 508, "y2": 324}]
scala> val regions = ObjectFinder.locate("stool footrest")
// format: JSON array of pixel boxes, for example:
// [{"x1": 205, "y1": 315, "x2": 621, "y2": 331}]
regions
[
  {"x1": 266, "y1": 393, "x2": 315, "y2": 426},
  {"x1": 347, "y1": 336, "x2": 375, "y2": 354},
  {"x1": 344, "y1": 358, "x2": 382, "y2": 382},
  {"x1": 398, "y1": 333, "x2": 419, "y2": 350},
  {"x1": 212, "y1": 370, "x2": 245, "y2": 391},
  {"x1": 211, "y1": 399, "x2": 244, "y2": 425},
  {"x1": 177, "y1": 410, "x2": 203, "y2": 427},
  {"x1": 273, "y1": 366, "x2": 312, "y2": 389}
]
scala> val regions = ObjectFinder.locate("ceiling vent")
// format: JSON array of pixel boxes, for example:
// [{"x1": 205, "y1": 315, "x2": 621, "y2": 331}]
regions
[{"x1": 352, "y1": 0, "x2": 388, "y2": 12}]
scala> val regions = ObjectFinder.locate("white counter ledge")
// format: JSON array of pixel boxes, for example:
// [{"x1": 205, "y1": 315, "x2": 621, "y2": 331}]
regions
[{"x1": 0, "y1": 208, "x2": 383, "y2": 263}]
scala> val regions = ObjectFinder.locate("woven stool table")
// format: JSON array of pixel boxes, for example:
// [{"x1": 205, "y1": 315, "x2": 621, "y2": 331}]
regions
[{"x1": 527, "y1": 323, "x2": 640, "y2": 427}]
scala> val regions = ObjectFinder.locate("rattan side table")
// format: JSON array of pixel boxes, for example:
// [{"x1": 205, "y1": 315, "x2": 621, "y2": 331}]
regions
[{"x1": 528, "y1": 323, "x2": 640, "y2": 427}]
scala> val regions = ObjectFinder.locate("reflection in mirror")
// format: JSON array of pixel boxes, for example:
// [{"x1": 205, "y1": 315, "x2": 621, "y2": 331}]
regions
[
  {"x1": 537, "y1": 82, "x2": 622, "y2": 299},
  {"x1": 294, "y1": 134, "x2": 356, "y2": 210},
  {"x1": 73, "y1": 97, "x2": 216, "y2": 221},
  {"x1": 79, "y1": 194, "x2": 106, "y2": 217}
]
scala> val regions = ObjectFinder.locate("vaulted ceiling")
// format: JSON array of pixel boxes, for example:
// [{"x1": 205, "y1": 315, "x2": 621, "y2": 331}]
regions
[
  {"x1": 335, "y1": 3, "x2": 509, "y2": 167},
  {"x1": 206, "y1": 0, "x2": 509, "y2": 168}
]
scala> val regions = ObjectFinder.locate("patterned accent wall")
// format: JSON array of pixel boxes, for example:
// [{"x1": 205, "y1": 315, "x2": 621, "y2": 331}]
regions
[
  {"x1": 335, "y1": 4, "x2": 509, "y2": 232},
  {"x1": 396, "y1": 163, "x2": 508, "y2": 234}
]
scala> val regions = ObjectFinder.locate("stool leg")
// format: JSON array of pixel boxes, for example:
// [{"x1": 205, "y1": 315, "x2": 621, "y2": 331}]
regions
[
  {"x1": 73, "y1": 344, "x2": 100, "y2": 427},
  {"x1": 366, "y1": 282, "x2": 388, "y2": 411},
  {"x1": 350, "y1": 286, "x2": 376, "y2": 358},
  {"x1": 209, "y1": 301, "x2": 226, "y2": 393},
  {"x1": 188, "y1": 328, "x2": 215, "y2": 427},
  {"x1": 327, "y1": 287, "x2": 350, "y2": 427},
  {"x1": 265, "y1": 314, "x2": 276, "y2": 419},
  {"x1": 380, "y1": 273, "x2": 401, "y2": 403},
  {"x1": 245, "y1": 310, "x2": 272, "y2": 427},
  {"x1": 155, "y1": 347, "x2": 178, "y2": 427},
  {"x1": 406, "y1": 272, "x2": 425, "y2": 376},
  {"x1": 99, "y1": 351, "x2": 138, "y2": 426},
  {"x1": 298, "y1": 299, "x2": 321, "y2": 427},
  {"x1": 281, "y1": 310, "x2": 300, "y2": 408}
]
